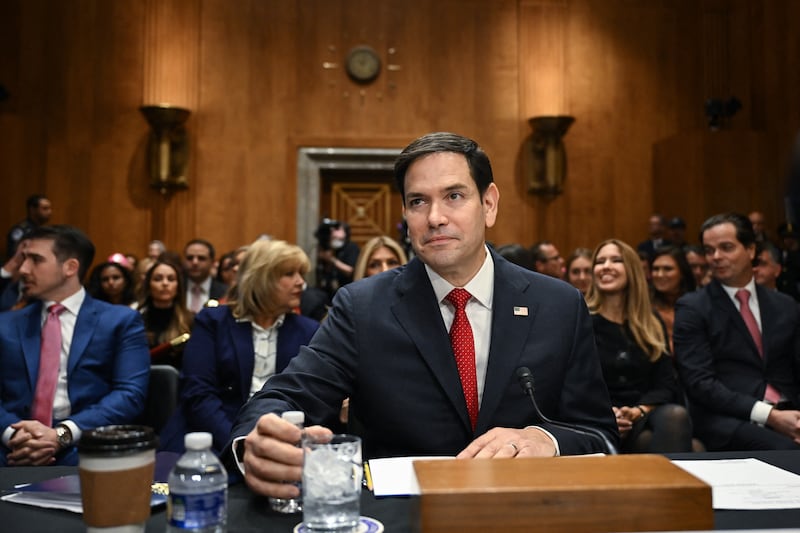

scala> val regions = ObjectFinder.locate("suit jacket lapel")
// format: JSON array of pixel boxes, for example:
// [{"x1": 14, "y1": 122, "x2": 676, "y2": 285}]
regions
[
  {"x1": 756, "y1": 285, "x2": 779, "y2": 363},
  {"x1": 232, "y1": 318, "x2": 255, "y2": 401},
  {"x1": 69, "y1": 296, "x2": 99, "y2": 374},
  {"x1": 391, "y1": 258, "x2": 472, "y2": 431},
  {"x1": 21, "y1": 301, "x2": 44, "y2": 390},
  {"x1": 709, "y1": 280, "x2": 760, "y2": 357},
  {"x1": 477, "y1": 254, "x2": 535, "y2": 433}
]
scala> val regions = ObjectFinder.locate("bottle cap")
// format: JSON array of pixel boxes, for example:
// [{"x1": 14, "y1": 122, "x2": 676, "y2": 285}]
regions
[
  {"x1": 281, "y1": 411, "x2": 305, "y2": 425},
  {"x1": 184, "y1": 432, "x2": 213, "y2": 450}
]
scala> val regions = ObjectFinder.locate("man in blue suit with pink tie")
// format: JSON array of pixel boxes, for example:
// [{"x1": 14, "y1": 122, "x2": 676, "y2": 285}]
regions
[{"x1": 0, "y1": 225, "x2": 150, "y2": 466}]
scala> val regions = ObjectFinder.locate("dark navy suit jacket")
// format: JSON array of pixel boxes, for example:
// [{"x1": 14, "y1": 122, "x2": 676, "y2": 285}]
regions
[
  {"x1": 0, "y1": 296, "x2": 150, "y2": 464},
  {"x1": 674, "y1": 279, "x2": 800, "y2": 449},
  {"x1": 227, "y1": 251, "x2": 617, "y2": 461},
  {"x1": 159, "y1": 305, "x2": 319, "y2": 454}
]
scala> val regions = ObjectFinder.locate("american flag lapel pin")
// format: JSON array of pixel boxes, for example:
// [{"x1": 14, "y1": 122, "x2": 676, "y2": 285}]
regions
[{"x1": 513, "y1": 306, "x2": 528, "y2": 316}]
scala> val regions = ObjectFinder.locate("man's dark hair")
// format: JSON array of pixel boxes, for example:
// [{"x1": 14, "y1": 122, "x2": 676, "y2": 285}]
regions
[
  {"x1": 393, "y1": 132, "x2": 493, "y2": 200},
  {"x1": 26, "y1": 225, "x2": 95, "y2": 281},
  {"x1": 184, "y1": 238, "x2": 215, "y2": 260},
  {"x1": 759, "y1": 240, "x2": 782, "y2": 264},
  {"x1": 529, "y1": 241, "x2": 554, "y2": 266},
  {"x1": 699, "y1": 213, "x2": 756, "y2": 248},
  {"x1": 26, "y1": 194, "x2": 47, "y2": 211}
]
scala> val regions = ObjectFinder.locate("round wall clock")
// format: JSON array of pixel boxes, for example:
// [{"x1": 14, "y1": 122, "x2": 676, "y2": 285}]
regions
[{"x1": 345, "y1": 46, "x2": 381, "y2": 83}]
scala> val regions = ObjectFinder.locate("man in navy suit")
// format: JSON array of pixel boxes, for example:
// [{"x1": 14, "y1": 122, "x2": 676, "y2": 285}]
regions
[
  {"x1": 228, "y1": 132, "x2": 616, "y2": 498},
  {"x1": 674, "y1": 213, "x2": 800, "y2": 450},
  {"x1": 0, "y1": 225, "x2": 150, "y2": 466}
]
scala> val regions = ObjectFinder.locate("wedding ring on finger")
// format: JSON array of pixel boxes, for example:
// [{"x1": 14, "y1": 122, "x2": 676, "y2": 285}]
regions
[{"x1": 507, "y1": 442, "x2": 519, "y2": 454}]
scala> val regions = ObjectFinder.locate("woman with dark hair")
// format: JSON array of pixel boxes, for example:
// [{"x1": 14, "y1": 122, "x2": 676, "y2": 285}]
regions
[
  {"x1": 215, "y1": 250, "x2": 238, "y2": 288},
  {"x1": 586, "y1": 239, "x2": 692, "y2": 453},
  {"x1": 651, "y1": 245, "x2": 696, "y2": 353},
  {"x1": 159, "y1": 239, "x2": 319, "y2": 454},
  {"x1": 86, "y1": 261, "x2": 137, "y2": 307},
  {"x1": 138, "y1": 258, "x2": 193, "y2": 367}
]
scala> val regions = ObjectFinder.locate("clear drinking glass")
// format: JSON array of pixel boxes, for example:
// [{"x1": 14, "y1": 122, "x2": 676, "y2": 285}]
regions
[{"x1": 301, "y1": 434, "x2": 362, "y2": 531}]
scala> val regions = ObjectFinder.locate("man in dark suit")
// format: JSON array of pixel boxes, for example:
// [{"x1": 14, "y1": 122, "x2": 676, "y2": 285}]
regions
[
  {"x1": 674, "y1": 213, "x2": 800, "y2": 451},
  {"x1": 182, "y1": 238, "x2": 228, "y2": 312},
  {"x1": 636, "y1": 213, "x2": 670, "y2": 261},
  {"x1": 0, "y1": 225, "x2": 150, "y2": 466},
  {"x1": 228, "y1": 132, "x2": 616, "y2": 498}
]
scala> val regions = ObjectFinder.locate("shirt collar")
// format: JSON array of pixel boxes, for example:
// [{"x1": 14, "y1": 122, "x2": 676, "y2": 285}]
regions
[
  {"x1": 425, "y1": 245, "x2": 494, "y2": 310},
  {"x1": 240, "y1": 313, "x2": 286, "y2": 333},
  {"x1": 720, "y1": 276, "x2": 758, "y2": 301},
  {"x1": 189, "y1": 277, "x2": 212, "y2": 294},
  {"x1": 43, "y1": 286, "x2": 86, "y2": 316}
]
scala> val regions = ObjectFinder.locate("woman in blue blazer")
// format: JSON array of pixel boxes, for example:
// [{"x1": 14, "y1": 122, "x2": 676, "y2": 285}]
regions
[{"x1": 160, "y1": 240, "x2": 319, "y2": 454}]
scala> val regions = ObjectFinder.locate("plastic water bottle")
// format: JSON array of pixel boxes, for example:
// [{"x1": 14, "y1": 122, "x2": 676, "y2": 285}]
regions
[
  {"x1": 168, "y1": 432, "x2": 228, "y2": 532},
  {"x1": 268, "y1": 411, "x2": 305, "y2": 513}
]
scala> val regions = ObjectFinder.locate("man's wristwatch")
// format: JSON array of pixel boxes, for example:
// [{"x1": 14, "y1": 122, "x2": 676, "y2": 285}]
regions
[{"x1": 55, "y1": 424, "x2": 73, "y2": 449}]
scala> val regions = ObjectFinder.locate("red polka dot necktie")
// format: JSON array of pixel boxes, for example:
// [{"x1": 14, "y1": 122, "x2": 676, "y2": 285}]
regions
[
  {"x1": 31, "y1": 303, "x2": 66, "y2": 425},
  {"x1": 735, "y1": 289, "x2": 780, "y2": 404},
  {"x1": 446, "y1": 288, "x2": 479, "y2": 430}
]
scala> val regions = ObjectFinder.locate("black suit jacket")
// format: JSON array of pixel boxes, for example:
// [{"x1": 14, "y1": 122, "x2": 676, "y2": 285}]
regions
[
  {"x1": 674, "y1": 279, "x2": 800, "y2": 449},
  {"x1": 227, "y1": 251, "x2": 616, "y2": 460}
]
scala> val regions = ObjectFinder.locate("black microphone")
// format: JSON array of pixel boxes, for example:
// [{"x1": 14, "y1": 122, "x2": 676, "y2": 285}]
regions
[{"x1": 516, "y1": 366, "x2": 618, "y2": 455}]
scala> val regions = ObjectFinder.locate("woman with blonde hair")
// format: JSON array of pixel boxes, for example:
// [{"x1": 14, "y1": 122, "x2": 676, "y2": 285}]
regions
[
  {"x1": 353, "y1": 236, "x2": 408, "y2": 281},
  {"x1": 160, "y1": 239, "x2": 319, "y2": 454},
  {"x1": 586, "y1": 239, "x2": 692, "y2": 453}
]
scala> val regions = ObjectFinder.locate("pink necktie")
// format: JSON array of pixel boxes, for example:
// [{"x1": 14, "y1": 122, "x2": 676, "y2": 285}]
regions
[
  {"x1": 31, "y1": 303, "x2": 66, "y2": 425},
  {"x1": 735, "y1": 289, "x2": 781, "y2": 404},
  {"x1": 190, "y1": 284, "x2": 203, "y2": 313},
  {"x1": 446, "y1": 289, "x2": 479, "y2": 430}
]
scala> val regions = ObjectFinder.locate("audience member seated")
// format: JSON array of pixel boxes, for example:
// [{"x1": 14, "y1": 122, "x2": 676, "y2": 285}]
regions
[
  {"x1": 139, "y1": 258, "x2": 193, "y2": 367},
  {"x1": 685, "y1": 244, "x2": 711, "y2": 288},
  {"x1": 183, "y1": 238, "x2": 228, "y2": 313},
  {"x1": 494, "y1": 243, "x2": 535, "y2": 272},
  {"x1": 0, "y1": 225, "x2": 149, "y2": 466},
  {"x1": 565, "y1": 247, "x2": 593, "y2": 296},
  {"x1": 353, "y1": 236, "x2": 408, "y2": 281},
  {"x1": 216, "y1": 250, "x2": 238, "y2": 288},
  {"x1": 159, "y1": 239, "x2": 319, "y2": 454},
  {"x1": 651, "y1": 245, "x2": 696, "y2": 353},
  {"x1": 757, "y1": 240, "x2": 800, "y2": 301},
  {"x1": 636, "y1": 213, "x2": 671, "y2": 262},
  {"x1": 586, "y1": 239, "x2": 692, "y2": 453},
  {"x1": 674, "y1": 213, "x2": 800, "y2": 451},
  {"x1": 667, "y1": 217, "x2": 687, "y2": 249},
  {"x1": 748, "y1": 210, "x2": 768, "y2": 242},
  {"x1": 86, "y1": 260, "x2": 137, "y2": 307},
  {"x1": 530, "y1": 240, "x2": 564, "y2": 278}
]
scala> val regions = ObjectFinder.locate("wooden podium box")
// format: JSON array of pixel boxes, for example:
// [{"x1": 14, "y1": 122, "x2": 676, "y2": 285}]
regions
[{"x1": 413, "y1": 454, "x2": 712, "y2": 532}]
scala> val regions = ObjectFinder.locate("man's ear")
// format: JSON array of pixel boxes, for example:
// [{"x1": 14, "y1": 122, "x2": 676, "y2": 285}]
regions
[{"x1": 62, "y1": 257, "x2": 80, "y2": 278}]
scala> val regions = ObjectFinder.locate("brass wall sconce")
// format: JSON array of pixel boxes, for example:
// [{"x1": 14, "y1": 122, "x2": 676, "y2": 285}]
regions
[
  {"x1": 139, "y1": 104, "x2": 191, "y2": 195},
  {"x1": 526, "y1": 115, "x2": 575, "y2": 196}
]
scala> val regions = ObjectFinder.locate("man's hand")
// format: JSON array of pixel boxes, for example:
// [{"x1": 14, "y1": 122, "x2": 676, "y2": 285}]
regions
[
  {"x1": 7, "y1": 420, "x2": 58, "y2": 466},
  {"x1": 456, "y1": 427, "x2": 556, "y2": 459},
  {"x1": 3, "y1": 240, "x2": 28, "y2": 280},
  {"x1": 242, "y1": 413, "x2": 332, "y2": 498},
  {"x1": 766, "y1": 409, "x2": 800, "y2": 444}
]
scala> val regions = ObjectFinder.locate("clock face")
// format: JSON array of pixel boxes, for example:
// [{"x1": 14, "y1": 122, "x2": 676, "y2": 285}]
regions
[{"x1": 346, "y1": 46, "x2": 381, "y2": 83}]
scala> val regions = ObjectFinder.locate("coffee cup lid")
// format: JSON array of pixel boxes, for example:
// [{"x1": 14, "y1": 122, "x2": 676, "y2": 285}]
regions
[{"x1": 78, "y1": 425, "x2": 158, "y2": 456}]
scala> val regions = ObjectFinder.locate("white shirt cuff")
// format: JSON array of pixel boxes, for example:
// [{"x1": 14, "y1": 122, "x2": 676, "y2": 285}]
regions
[
  {"x1": 60, "y1": 420, "x2": 81, "y2": 444},
  {"x1": 525, "y1": 425, "x2": 561, "y2": 456},
  {"x1": 1, "y1": 267, "x2": 10, "y2": 279},
  {"x1": 750, "y1": 400, "x2": 773, "y2": 426},
  {"x1": 232, "y1": 436, "x2": 247, "y2": 476},
  {"x1": 2, "y1": 426, "x2": 15, "y2": 447}
]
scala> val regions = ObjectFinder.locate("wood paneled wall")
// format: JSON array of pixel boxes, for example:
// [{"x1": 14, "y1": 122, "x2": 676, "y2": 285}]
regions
[{"x1": 1, "y1": 0, "x2": 799, "y2": 265}]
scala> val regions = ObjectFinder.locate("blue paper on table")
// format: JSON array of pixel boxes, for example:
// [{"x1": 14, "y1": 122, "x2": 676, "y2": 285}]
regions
[{"x1": 0, "y1": 451, "x2": 179, "y2": 513}]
